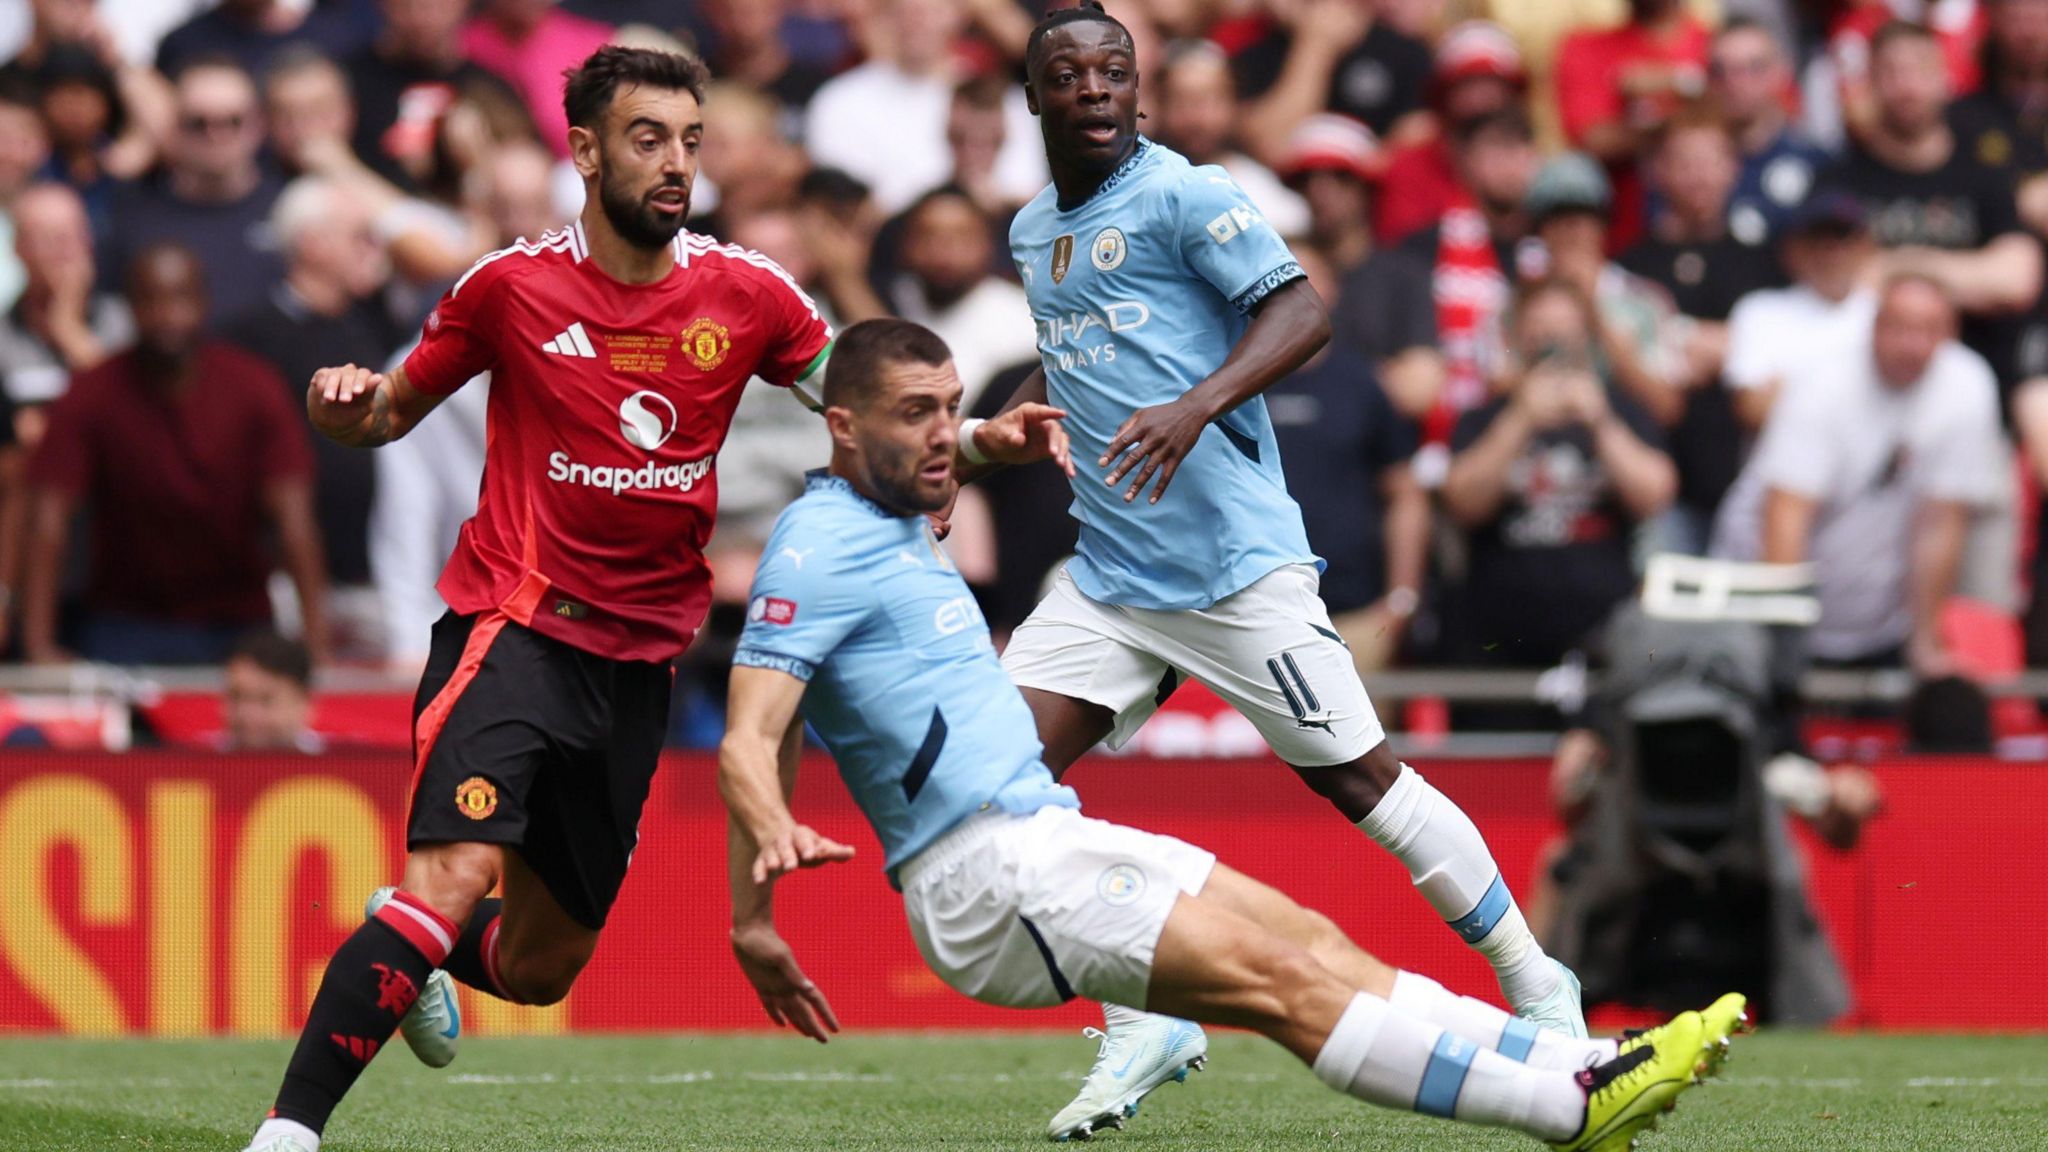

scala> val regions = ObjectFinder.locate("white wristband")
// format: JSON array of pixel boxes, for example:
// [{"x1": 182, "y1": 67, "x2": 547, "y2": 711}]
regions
[{"x1": 958, "y1": 418, "x2": 991, "y2": 465}]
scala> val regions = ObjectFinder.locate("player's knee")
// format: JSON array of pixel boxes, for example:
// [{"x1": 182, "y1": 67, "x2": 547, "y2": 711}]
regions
[
  {"x1": 1302, "y1": 745, "x2": 1404, "y2": 819},
  {"x1": 1286, "y1": 761, "x2": 1378, "y2": 823},
  {"x1": 400, "y1": 843, "x2": 500, "y2": 925}
]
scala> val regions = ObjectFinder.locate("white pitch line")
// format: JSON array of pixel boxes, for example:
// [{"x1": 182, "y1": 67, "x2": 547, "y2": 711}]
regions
[
  {"x1": 1718, "y1": 1076, "x2": 2048, "y2": 1090},
  {"x1": 0, "y1": 1072, "x2": 2036, "y2": 1092},
  {"x1": 1905, "y1": 1077, "x2": 2048, "y2": 1089}
]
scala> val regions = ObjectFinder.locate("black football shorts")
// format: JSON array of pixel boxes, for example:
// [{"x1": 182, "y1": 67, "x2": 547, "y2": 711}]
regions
[{"x1": 407, "y1": 610, "x2": 671, "y2": 929}]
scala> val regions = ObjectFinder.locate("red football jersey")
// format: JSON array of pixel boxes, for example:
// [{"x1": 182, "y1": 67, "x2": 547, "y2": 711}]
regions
[{"x1": 402, "y1": 222, "x2": 832, "y2": 663}]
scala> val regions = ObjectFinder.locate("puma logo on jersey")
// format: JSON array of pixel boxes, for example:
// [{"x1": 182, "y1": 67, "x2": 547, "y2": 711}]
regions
[
  {"x1": 780, "y1": 546, "x2": 814, "y2": 570},
  {"x1": 542, "y1": 322, "x2": 598, "y2": 358}
]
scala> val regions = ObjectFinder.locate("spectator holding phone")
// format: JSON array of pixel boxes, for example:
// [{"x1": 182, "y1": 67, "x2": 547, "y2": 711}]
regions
[{"x1": 1443, "y1": 278, "x2": 1678, "y2": 666}]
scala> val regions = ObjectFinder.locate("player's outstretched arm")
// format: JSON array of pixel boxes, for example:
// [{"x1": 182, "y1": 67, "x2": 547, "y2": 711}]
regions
[
  {"x1": 1103, "y1": 276, "x2": 1330, "y2": 503},
  {"x1": 719, "y1": 665, "x2": 855, "y2": 882},
  {"x1": 721, "y1": 667, "x2": 850, "y2": 1042},
  {"x1": 306, "y1": 363, "x2": 447, "y2": 448}
]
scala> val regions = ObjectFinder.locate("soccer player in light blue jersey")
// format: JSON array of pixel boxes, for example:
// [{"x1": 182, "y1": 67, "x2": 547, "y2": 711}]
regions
[
  {"x1": 716, "y1": 319, "x2": 1736, "y2": 1152},
  {"x1": 960, "y1": 4, "x2": 1587, "y2": 1135}
]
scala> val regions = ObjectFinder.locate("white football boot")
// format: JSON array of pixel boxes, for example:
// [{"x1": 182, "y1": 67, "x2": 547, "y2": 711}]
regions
[
  {"x1": 240, "y1": 1118, "x2": 318, "y2": 1151},
  {"x1": 364, "y1": 886, "x2": 462, "y2": 1068},
  {"x1": 1515, "y1": 958, "x2": 1589, "y2": 1039},
  {"x1": 241, "y1": 1135, "x2": 316, "y2": 1152},
  {"x1": 1047, "y1": 1014, "x2": 1207, "y2": 1141}
]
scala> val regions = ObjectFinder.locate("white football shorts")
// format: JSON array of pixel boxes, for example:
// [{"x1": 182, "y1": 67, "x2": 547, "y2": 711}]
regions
[
  {"x1": 1000, "y1": 562, "x2": 1386, "y2": 766},
  {"x1": 899, "y1": 806, "x2": 1216, "y2": 1010}
]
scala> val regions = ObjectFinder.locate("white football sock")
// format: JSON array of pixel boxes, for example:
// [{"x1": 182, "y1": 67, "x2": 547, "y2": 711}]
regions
[
  {"x1": 1388, "y1": 971, "x2": 1616, "y2": 1070},
  {"x1": 1311, "y1": 992, "x2": 1584, "y2": 1141},
  {"x1": 250, "y1": 1117, "x2": 320, "y2": 1150},
  {"x1": 1357, "y1": 764, "x2": 1560, "y2": 1010},
  {"x1": 1101, "y1": 1003, "x2": 1157, "y2": 1031}
]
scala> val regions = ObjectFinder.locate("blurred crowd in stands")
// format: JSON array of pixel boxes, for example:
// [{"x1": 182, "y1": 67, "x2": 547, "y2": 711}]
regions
[{"x1": 4, "y1": 0, "x2": 2048, "y2": 747}]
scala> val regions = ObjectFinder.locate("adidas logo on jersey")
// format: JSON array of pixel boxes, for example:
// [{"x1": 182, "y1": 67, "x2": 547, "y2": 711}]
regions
[{"x1": 543, "y1": 322, "x2": 598, "y2": 358}]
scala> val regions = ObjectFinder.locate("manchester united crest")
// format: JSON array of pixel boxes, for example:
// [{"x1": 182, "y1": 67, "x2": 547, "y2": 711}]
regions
[
  {"x1": 681, "y1": 316, "x2": 731, "y2": 371},
  {"x1": 455, "y1": 776, "x2": 498, "y2": 820},
  {"x1": 1051, "y1": 234, "x2": 1075, "y2": 284}
]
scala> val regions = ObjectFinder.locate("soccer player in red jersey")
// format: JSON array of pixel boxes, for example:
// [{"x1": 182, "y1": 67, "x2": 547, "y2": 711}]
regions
[{"x1": 241, "y1": 47, "x2": 1068, "y2": 1152}]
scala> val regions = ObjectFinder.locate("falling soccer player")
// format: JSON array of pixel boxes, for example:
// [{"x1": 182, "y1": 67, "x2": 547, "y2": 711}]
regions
[
  {"x1": 718, "y1": 317, "x2": 1748, "y2": 1152},
  {"x1": 239, "y1": 47, "x2": 1067, "y2": 1152},
  {"x1": 945, "y1": 4, "x2": 1594, "y2": 1136}
]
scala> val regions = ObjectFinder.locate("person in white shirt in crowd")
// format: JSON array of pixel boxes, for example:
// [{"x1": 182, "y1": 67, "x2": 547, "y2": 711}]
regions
[
  {"x1": 707, "y1": 208, "x2": 839, "y2": 594},
  {"x1": 1151, "y1": 38, "x2": 1309, "y2": 235},
  {"x1": 369, "y1": 141, "x2": 560, "y2": 669},
  {"x1": 0, "y1": 88, "x2": 51, "y2": 311},
  {"x1": 1713, "y1": 275, "x2": 2012, "y2": 675},
  {"x1": 0, "y1": 182, "x2": 132, "y2": 415},
  {"x1": 803, "y1": 0, "x2": 1047, "y2": 213},
  {"x1": 885, "y1": 186, "x2": 1037, "y2": 414},
  {"x1": 1722, "y1": 190, "x2": 1882, "y2": 431}
]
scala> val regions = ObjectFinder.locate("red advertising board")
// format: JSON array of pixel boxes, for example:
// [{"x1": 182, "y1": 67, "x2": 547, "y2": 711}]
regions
[{"x1": 0, "y1": 752, "x2": 2042, "y2": 1036}]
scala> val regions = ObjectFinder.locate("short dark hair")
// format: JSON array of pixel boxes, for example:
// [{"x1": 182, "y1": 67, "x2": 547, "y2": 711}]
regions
[
  {"x1": 822, "y1": 319, "x2": 955, "y2": 409},
  {"x1": 562, "y1": 46, "x2": 710, "y2": 132},
  {"x1": 1026, "y1": 0, "x2": 1133, "y2": 78},
  {"x1": 798, "y1": 165, "x2": 871, "y2": 209},
  {"x1": 230, "y1": 629, "x2": 312, "y2": 690},
  {"x1": 902, "y1": 184, "x2": 985, "y2": 231},
  {"x1": 1906, "y1": 675, "x2": 1992, "y2": 753}
]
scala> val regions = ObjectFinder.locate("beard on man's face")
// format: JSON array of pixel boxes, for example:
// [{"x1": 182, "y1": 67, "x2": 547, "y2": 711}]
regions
[
  {"x1": 599, "y1": 163, "x2": 689, "y2": 251},
  {"x1": 861, "y1": 435, "x2": 953, "y2": 515}
]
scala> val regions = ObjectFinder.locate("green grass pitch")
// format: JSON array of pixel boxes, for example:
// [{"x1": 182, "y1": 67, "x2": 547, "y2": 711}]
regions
[{"x1": 3, "y1": 1032, "x2": 2045, "y2": 1150}]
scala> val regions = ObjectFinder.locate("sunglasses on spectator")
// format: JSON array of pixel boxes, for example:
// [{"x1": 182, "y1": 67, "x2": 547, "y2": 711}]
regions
[{"x1": 181, "y1": 112, "x2": 249, "y2": 135}]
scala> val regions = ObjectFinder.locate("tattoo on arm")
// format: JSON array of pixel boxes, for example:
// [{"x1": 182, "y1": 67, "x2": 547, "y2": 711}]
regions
[{"x1": 355, "y1": 385, "x2": 395, "y2": 448}]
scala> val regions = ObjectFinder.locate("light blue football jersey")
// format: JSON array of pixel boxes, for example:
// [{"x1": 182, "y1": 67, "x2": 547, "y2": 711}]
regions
[
  {"x1": 1010, "y1": 137, "x2": 1319, "y2": 611},
  {"x1": 733, "y1": 472, "x2": 1079, "y2": 875}
]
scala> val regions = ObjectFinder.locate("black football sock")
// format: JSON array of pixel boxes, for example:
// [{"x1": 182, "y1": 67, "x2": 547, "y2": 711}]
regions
[
  {"x1": 269, "y1": 891, "x2": 455, "y2": 1132},
  {"x1": 442, "y1": 897, "x2": 517, "y2": 1001}
]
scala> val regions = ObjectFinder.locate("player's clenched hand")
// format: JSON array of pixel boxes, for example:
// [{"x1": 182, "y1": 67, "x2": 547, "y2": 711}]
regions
[
  {"x1": 751, "y1": 823, "x2": 857, "y2": 883},
  {"x1": 731, "y1": 921, "x2": 840, "y2": 1043},
  {"x1": 307, "y1": 364, "x2": 385, "y2": 438},
  {"x1": 1102, "y1": 397, "x2": 1211, "y2": 504},
  {"x1": 974, "y1": 403, "x2": 1074, "y2": 477}
]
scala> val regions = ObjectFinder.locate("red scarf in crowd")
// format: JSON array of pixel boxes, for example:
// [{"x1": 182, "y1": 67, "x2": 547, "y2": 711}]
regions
[{"x1": 1429, "y1": 199, "x2": 1511, "y2": 446}]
